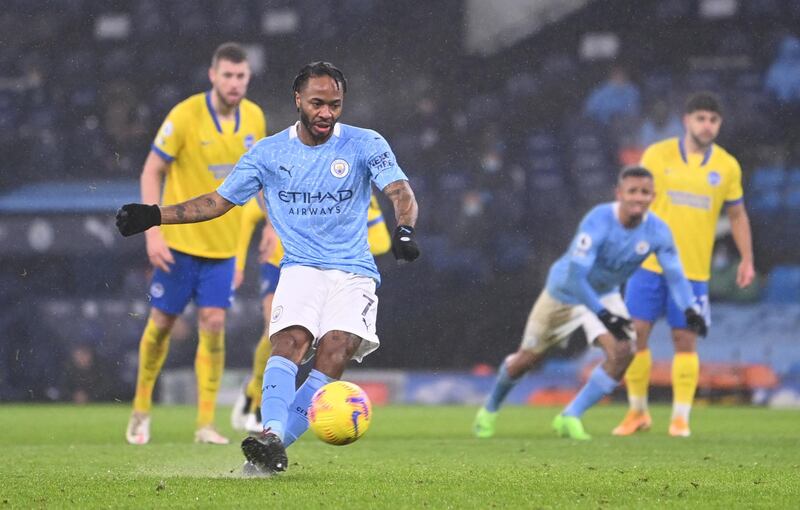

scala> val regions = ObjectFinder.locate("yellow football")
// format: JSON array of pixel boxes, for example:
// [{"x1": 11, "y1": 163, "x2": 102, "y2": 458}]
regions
[{"x1": 308, "y1": 381, "x2": 372, "y2": 445}]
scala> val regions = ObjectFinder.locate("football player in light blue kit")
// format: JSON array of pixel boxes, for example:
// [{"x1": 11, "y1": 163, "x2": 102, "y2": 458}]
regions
[
  {"x1": 473, "y1": 166, "x2": 707, "y2": 440},
  {"x1": 115, "y1": 62, "x2": 420, "y2": 474}
]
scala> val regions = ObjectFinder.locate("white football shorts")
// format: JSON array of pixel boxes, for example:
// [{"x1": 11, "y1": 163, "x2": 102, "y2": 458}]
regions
[
  {"x1": 268, "y1": 265, "x2": 380, "y2": 362},
  {"x1": 520, "y1": 289, "x2": 633, "y2": 353}
]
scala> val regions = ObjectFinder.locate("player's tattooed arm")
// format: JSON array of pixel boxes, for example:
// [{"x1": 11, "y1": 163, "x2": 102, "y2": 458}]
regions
[
  {"x1": 160, "y1": 191, "x2": 236, "y2": 224},
  {"x1": 383, "y1": 180, "x2": 418, "y2": 227}
]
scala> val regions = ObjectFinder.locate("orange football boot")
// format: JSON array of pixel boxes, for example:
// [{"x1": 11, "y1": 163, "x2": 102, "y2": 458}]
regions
[
  {"x1": 612, "y1": 410, "x2": 652, "y2": 436},
  {"x1": 668, "y1": 417, "x2": 691, "y2": 437}
]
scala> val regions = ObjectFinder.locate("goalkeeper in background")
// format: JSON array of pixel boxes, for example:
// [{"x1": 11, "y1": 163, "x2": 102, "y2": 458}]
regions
[
  {"x1": 614, "y1": 92, "x2": 754, "y2": 438},
  {"x1": 473, "y1": 166, "x2": 706, "y2": 440},
  {"x1": 125, "y1": 43, "x2": 266, "y2": 445},
  {"x1": 230, "y1": 194, "x2": 391, "y2": 433}
]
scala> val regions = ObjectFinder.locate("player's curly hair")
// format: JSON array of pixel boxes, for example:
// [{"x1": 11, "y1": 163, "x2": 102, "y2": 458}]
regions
[
  {"x1": 618, "y1": 165, "x2": 653, "y2": 182},
  {"x1": 685, "y1": 92, "x2": 722, "y2": 115},
  {"x1": 292, "y1": 61, "x2": 348, "y2": 94}
]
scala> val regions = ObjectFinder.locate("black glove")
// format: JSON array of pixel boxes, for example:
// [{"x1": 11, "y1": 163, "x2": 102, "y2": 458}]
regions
[
  {"x1": 391, "y1": 225, "x2": 420, "y2": 262},
  {"x1": 116, "y1": 203, "x2": 161, "y2": 237},
  {"x1": 684, "y1": 307, "x2": 708, "y2": 337},
  {"x1": 597, "y1": 309, "x2": 633, "y2": 341}
]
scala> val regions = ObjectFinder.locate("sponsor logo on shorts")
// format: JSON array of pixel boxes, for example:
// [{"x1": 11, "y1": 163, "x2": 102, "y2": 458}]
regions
[
  {"x1": 149, "y1": 282, "x2": 165, "y2": 299},
  {"x1": 271, "y1": 305, "x2": 283, "y2": 323}
]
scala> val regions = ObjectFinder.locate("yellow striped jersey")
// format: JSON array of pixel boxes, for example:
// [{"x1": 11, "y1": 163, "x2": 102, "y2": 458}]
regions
[
  {"x1": 640, "y1": 137, "x2": 744, "y2": 281},
  {"x1": 152, "y1": 91, "x2": 266, "y2": 259}
]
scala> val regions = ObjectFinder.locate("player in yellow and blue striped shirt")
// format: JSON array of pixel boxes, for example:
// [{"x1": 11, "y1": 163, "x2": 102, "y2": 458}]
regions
[
  {"x1": 125, "y1": 43, "x2": 266, "y2": 446},
  {"x1": 616, "y1": 92, "x2": 755, "y2": 438}
]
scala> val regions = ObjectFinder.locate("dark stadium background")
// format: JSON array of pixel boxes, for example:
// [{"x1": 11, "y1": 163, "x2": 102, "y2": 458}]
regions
[{"x1": 1, "y1": 0, "x2": 799, "y2": 406}]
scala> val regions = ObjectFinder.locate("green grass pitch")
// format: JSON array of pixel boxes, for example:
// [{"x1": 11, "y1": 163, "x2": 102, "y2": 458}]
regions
[{"x1": 2, "y1": 404, "x2": 798, "y2": 508}]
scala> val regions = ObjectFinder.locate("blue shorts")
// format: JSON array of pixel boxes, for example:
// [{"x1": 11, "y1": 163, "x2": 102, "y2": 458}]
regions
[
  {"x1": 259, "y1": 262, "x2": 280, "y2": 298},
  {"x1": 149, "y1": 250, "x2": 235, "y2": 315},
  {"x1": 625, "y1": 268, "x2": 711, "y2": 329}
]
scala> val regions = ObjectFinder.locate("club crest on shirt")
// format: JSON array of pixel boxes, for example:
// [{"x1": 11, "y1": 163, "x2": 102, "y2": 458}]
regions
[
  {"x1": 155, "y1": 120, "x2": 173, "y2": 146},
  {"x1": 330, "y1": 159, "x2": 350, "y2": 178},
  {"x1": 635, "y1": 240, "x2": 650, "y2": 255},
  {"x1": 577, "y1": 233, "x2": 592, "y2": 250},
  {"x1": 573, "y1": 232, "x2": 592, "y2": 257},
  {"x1": 244, "y1": 134, "x2": 255, "y2": 150},
  {"x1": 707, "y1": 171, "x2": 721, "y2": 186}
]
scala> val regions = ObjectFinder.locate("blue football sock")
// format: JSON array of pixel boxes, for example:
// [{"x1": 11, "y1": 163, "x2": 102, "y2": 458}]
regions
[
  {"x1": 284, "y1": 368, "x2": 334, "y2": 447},
  {"x1": 261, "y1": 356, "x2": 299, "y2": 441},
  {"x1": 484, "y1": 361, "x2": 520, "y2": 412},
  {"x1": 562, "y1": 365, "x2": 618, "y2": 418}
]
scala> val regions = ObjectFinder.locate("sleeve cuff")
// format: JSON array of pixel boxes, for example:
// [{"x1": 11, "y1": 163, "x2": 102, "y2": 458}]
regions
[
  {"x1": 151, "y1": 144, "x2": 175, "y2": 162},
  {"x1": 376, "y1": 173, "x2": 408, "y2": 192},
  {"x1": 724, "y1": 197, "x2": 744, "y2": 207},
  {"x1": 216, "y1": 186, "x2": 247, "y2": 206}
]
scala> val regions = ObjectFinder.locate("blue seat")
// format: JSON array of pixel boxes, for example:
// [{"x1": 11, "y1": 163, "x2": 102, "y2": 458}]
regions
[
  {"x1": 494, "y1": 233, "x2": 532, "y2": 273},
  {"x1": 417, "y1": 234, "x2": 451, "y2": 272},
  {"x1": 526, "y1": 132, "x2": 559, "y2": 154},
  {"x1": 784, "y1": 188, "x2": 800, "y2": 210},
  {"x1": 787, "y1": 168, "x2": 800, "y2": 186},
  {"x1": 750, "y1": 167, "x2": 785, "y2": 190},
  {"x1": 764, "y1": 266, "x2": 800, "y2": 304},
  {"x1": 654, "y1": 0, "x2": 691, "y2": 20},
  {"x1": 749, "y1": 189, "x2": 782, "y2": 214},
  {"x1": 734, "y1": 71, "x2": 763, "y2": 92},
  {"x1": 686, "y1": 71, "x2": 721, "y2": 93},
  {"x1": 743, "y1": 0, "x2": 782, "y2": 18}
]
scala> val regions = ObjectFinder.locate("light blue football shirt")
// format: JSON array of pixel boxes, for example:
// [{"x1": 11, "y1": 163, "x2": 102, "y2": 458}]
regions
[
  {"x1": 217, "y1": 122, "x2": 407, "y2": 284},
  {"x1": 546, "y1": 202, "x2": 693, "y2": 313}
]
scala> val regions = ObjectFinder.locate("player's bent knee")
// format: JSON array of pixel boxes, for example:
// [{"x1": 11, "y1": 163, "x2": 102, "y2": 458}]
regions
[
  {"x1": 633, "y1": 320, "x2": 653, "y2": 351},
  {"x1": 618, "y1": 344, "x2": 635, "y2": 367},
  {"x1": 150, "y1": 308, "x2": 178, "y2": 330},
  {"x1": 672, "y1": 329, "x2": 697, "y2": 352},
  {"x1": 270, "y1": 326, "x2": 313, "y2": 362},
  {"x1": 506, "y1": 349, "x2": 541, "y2": 378},
  {"x1": 608, "y1": 342, "x2": 634, "y2": 371},
  {"x1": 198, "y1": 308, "x2": 226, "y2": 333},
  {"x1": 315, "y1": 331, "x2": 362, "y2": 375}
]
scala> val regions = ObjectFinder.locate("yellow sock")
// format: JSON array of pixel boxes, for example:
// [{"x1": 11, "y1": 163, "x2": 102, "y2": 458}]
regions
[
  {"x1": 624, "y1": 349, "x2": 652, "y2": 412},
  {"x1": 132, "y1": 318, "x2": 171, "y2": 413},
  {"x1": 672, "y1": 352, "x2": 699, "y2": 421},
  {"x1": 195, "y1": 329, "x2": 225, "y2": 428},
  {"x1": 246, "y1": 333, "x2": 272, "y2": 413}
]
